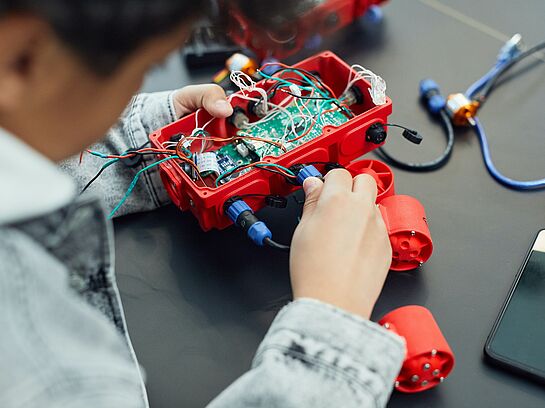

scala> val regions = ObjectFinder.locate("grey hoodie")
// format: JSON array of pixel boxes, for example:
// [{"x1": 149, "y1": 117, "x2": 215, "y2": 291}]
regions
[{"x1": 0, "y1": 90, "x2": 405, "y2": 408}]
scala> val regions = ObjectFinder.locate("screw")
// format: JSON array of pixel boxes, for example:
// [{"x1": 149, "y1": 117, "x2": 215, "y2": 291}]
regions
[
  {"x1": 411, "y1": 230, "x2": 416, "y2": 236},
  {"x1": 411, "y1": 375, "x2": 419, "y2": 382},
  {"x1": 421, "y1": 380, "x2": 429, "y2": 386},
  {"x1": 419, "y1": 261, "x2": 424, "y2": 267},
  {"x1": 431, "y1": 349, "x2": 437, "y2": 356},
  {"x1": 384, "y1": 323, "x2": 390, "y2": 329},
  {"x1": 440, "y1": 377, "x2": 445, "y2": 383},
  {"x1": 433, "y1": 369, "x2": 440, "y2": 376},
  {"x1": 395, "y1": 381, "x2": 400, "y2": 388},
  {"x1": 423, "y1": 363, "x2": 431, "y2": 371}
]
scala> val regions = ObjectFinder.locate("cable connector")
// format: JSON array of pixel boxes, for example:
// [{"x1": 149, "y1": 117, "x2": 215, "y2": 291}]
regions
[
  {"x1": 402, "y1": 129, "x2": 423, "y2": 145},
  {"x1": 366, "y1": 123, "x2": 388, "y2": 144},
  {"x1": 419, "y1": 79, "x2": 446, "y2": 114},
  {"x1": 445, "y1": 93, "x2": 479, "y2": 126},
  {"x1": 289, "y1": 164, "x2": 323, "y2": 185},
  {"x1": 224, "y1": 197, "x2": 272, "y2": 246},
  {"x1": 497, "y1": 33, "x2": 523, "y2": 64}
]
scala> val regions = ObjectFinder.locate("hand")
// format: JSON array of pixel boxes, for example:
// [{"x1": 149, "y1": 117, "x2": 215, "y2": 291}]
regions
[
  {"x1": 172, "y1": 84, "x2": 233, "y2": 118},
  {"x1": 290, "y1": 169, "x2": 392, "y2": 319}
]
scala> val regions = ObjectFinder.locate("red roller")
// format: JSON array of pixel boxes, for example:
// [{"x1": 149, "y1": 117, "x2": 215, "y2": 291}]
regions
[
  {"x1": 345, "y1": 159, "x2": 395, "y2": 203},
  {"x1": 379, "y1": 195, "x2": 433, "y2": 271},
  {"x1": 379, "y1": 305, "x2": 455, "y2": 393}
]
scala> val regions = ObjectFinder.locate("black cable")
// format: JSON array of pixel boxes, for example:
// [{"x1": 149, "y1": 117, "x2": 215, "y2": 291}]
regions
[
  {"x1": 375, "y1": 110, "x2": 455, "y2": 172},
  {"x1": 81, "y1": 162, "x2": 115, "y2": 194},
  {"x1": 263, "y1": 237, "x2": 290, "y2": 252},
  {"x1": 477, "y1": 40, "x2": 545, "y2": 103},
  {"x1": 80, "y1": 140, "x2": 152, "y2": 194},
  {"x1": 282, "y1": 91, "x2": 333, "y2": 101}
]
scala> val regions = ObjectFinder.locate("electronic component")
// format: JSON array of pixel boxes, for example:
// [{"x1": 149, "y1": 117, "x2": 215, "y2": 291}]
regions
[
  {"x1": 294, "y1": 165, "x2": 322, "y2": 185},
  {"x1": 340, "y1": 85, "x2": 364, "y2": 106},
  {"x1": 419, "y1": 79, "x2": 446, "y2": 114},
  {"x1": 445, "y1": 93, "x2": 479, "y2": 126},
  {"x1": 217, "y1": 154, "x2": 237, "y2": 174},
  {"x1": 485, "y1": 229, "x2": 545, "y2": 384},
  {"x1": 224, "y1": 198, "x2": 272, "y2": 246},
  {"x1": 365, "y1": 123, "x2": 387, "y2": 145},
  {"x1": 238, "y1": 99, "x2": 350, "y2": 159},
  {"x1": 195, "y1": 152, "x2": 220, "y2": 176},
  {"x1": 235, "y1": 142, "x2": 250, "y2": 158},
  {"x1": 248, "y1": 100, "x2": 268, "y2": 118},
  {"x1": 229, "y1": 107, "x2": 250, "y2": 129}
]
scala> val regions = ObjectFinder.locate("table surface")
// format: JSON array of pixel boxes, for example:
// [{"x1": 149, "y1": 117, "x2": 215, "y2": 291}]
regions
[{"x1": 115, "y1": 1, "x2": 545, "y2": 406}]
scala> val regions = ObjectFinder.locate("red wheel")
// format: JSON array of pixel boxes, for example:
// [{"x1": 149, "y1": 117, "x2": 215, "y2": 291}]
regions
[
  {"x1": 345, "y1": 159, "x2": 395, "y2": 202},
  {"x1": 379, "y1": 306, "x2": 455, "y2": 393},
  {"x1": 379, "y1": 195, "x2": 433, "y2": 271}
]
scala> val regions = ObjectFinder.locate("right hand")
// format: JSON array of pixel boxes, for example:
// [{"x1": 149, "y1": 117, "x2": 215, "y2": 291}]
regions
[{"x1": 289, "y1": 169, "x2": 392, "y2": 319}]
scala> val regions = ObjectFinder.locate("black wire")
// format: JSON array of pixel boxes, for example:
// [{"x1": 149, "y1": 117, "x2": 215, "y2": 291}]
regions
[
  {"x1": 81, "y1": 163, "x2": 114, "y2": 194},
  {"x1": 375, "y1": 110, "x2": 455, "y2": 172},
  {"x1": 80, "y1": 140, "x2": 152, "y2": 194},
  {"x1": 282, "y1": 91, "x2": 334, "y2": 101},
  {"x1": 264, "y1": 237, "x2": 290, "y2": 252},
  {"x1": 477, "y1": 40, "x2": 545, "y2": 103}
]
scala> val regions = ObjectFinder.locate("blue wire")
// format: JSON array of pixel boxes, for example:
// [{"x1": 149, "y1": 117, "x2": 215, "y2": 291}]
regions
[
  {"x1": 465, "y1": 65, "x2": 502, "y2": 99},
  {"x1": 109, "y1": 156, "x2": 178, "y2": 218},
  {"x1": 473, "y1": 118, "x2": 545, "y2": 190}
]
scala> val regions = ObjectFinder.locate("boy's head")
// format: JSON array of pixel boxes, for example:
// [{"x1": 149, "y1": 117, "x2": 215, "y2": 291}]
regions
[{"x1": 0, "y1": 0, "x2": 304, "y2": 161}]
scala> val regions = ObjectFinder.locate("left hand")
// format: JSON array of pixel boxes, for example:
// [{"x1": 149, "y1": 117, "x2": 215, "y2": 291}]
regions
[{"x1": 172, "y1": 84, "x2": 233, "y2": 119}]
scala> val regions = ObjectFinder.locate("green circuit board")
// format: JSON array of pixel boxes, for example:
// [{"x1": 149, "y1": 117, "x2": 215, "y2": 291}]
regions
[
  {"x1": 235, "y1": 99, "x2": 349, "y2": 159},
  {"x1": 208, "y1": 99, "x2": 350, "y2": 184}
]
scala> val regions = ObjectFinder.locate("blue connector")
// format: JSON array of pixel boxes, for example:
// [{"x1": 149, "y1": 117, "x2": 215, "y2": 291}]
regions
[
  {"x1": 497, "y1": 33, "x2": 523, "y2": 64},
  {"x1": 296, "y1": 165, "x2": 322, "y2": 185},
  {"x1": 363, "y1": 5, "x2": 384, "y2": 24},
  {"x1": 225, "y1": 199, "x2": 272, "y2": 246},
  {"x1": 419, "y1": 79, "x2": 446, "y2": 114}
]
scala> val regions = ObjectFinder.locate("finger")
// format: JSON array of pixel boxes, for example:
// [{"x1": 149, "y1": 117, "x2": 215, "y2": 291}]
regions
[
  {"x1": 319, "y1": 168, "x2": 353, "y2": 202},
  {"x1": 352, "y1": 173, "x2": 378, "y2": 203},
  {"x1": 173, "y1": 84, "x2": 233, "y2": 118},
  {"x1": 300, "y1": 177, "x2": 324, "y2": 220}
]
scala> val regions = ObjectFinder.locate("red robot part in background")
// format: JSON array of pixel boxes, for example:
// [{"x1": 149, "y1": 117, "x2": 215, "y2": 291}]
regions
[
  {"x1": 225, "y1": 0, "x2": 388, "y2": 60},
  {"x1": 379, "y1": 306, "x2": 455, "y2": 393}
]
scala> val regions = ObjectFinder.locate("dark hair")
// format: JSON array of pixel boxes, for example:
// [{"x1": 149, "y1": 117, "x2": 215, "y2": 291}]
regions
[
  {"x1": 0, "y1": 1, "x2": 208, "y2": 74},
  {"x1": 0, "y1": 0, "x2": 307, "y2": 75}
]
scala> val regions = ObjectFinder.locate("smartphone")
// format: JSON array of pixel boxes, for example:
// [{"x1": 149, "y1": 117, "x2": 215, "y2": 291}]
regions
[{"x1": 484, "y1": 229, "x2": 545, "y2": 383}]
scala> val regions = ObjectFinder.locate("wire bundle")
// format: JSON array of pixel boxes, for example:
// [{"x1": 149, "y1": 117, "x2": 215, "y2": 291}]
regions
[
  {"x1": 83, "y1": 60, "x2": 388, "y2": 216},
  {"x1": 466, "y1": 37, "x2": 545, "y2": 190}
]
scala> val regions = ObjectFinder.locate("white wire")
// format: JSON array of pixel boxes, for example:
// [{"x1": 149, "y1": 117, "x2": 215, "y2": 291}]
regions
[
  {"x1": 343, "y1": 64, "x2": 387, "y2": 106},
  {"x1": 229, "y1": 70, "x2": 269, "y2": 115}
]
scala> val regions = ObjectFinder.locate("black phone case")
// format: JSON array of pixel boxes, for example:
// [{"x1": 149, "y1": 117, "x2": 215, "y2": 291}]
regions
[{"x1": 484, "y1": 229, "x2": 545, "y2": 384}]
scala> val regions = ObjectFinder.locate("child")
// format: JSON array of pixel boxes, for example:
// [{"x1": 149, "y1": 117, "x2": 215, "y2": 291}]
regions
[{"x1": 0, "y1": 1, "x2": 405, "y2": 407}]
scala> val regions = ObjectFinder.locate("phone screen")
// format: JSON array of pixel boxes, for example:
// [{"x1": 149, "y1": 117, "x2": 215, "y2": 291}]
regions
[{"x1": 487, "y1": 230, "x2": 545, "y2": 378}]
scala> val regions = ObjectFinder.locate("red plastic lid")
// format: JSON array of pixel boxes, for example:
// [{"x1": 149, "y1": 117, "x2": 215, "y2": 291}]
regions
[
  {"x1": 345, "y1": 159, "x2": 395, "y2": 202},
  {"x1": 379, "y1": 305, "x2": 455, "y2": 393}
]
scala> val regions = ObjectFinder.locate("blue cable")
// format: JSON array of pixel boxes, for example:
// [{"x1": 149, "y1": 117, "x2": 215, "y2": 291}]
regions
[
  {"x1": 473, "y1": 118, "x2": 545, "y2": 190},
  {"x1": 109, "y1": 156, "x2": 178, "y2": 218},
  {"x1": 465, "y1": 64, "x2": 503, "y2": 100}
]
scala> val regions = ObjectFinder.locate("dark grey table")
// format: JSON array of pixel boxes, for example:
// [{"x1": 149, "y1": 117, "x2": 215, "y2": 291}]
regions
[{"x1": 115, "y1": 1, "x2": 545, "y2": 406}]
